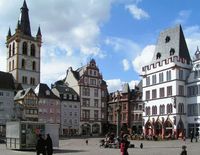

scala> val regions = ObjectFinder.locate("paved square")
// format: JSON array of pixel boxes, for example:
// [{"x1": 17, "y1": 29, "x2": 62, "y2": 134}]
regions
[{"x1": 0, "y1": 138, "x2": 200, "y2": 155}]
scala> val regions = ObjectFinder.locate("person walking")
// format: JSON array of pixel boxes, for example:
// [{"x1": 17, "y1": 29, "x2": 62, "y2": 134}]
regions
[
  {"x1": 190, "y1": 130, "x2": 194, "y2": 142},
  {"x1": 195, "y1": 130, "x2": 199, "y2": 142},
  {"x1": 45, "y1": 134, "x2": 53, "y2": 155},
  {"x1": 36, "y1": 134, "x2": 46, "y2": 155}
]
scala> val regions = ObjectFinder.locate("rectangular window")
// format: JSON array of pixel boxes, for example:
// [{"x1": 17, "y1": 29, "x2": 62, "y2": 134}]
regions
[
  {"x1": 159, "y1": 73, "x2": 163, "y2": 83},
  {"x1": 160, "y1": 87, "x2": 165, "y2": 98},
  {"x1": 0, "y1": 92, "x2": 3, "y2": 96},
  {"x1": 179, "y1": 70, "x2": 184, "y2": 80},
  {"x1": 90, "y1": 79, "x2": 96, "y2": 85},
  {"x1": 146, "y1": 76, "x2": 150, "y2": 86},
  {"x1": 94, "y1": 88, "x2": 98, "y2": 97},
  {"x1": 179, "y1": 85, "x2": 184, "y2": 96},
  {"x1": 94, "y1": 110, "x2": 98, "y2": 120},
  {"x1": 22, "y1": 76, "x2": 27, "y2": 84},
  {"x1": 152, "y1": 74, "x2": 156, "y2": 84},
  {"x1": 82, "y1": 87, "x2": 90, "y2": 96},
  {"x1": 94, "y1": 99, "x2": 98, "y2": 107},
  {"x1": 152, "y1": 89, "x2": 157, "y2": 99},
  {"x1": 166, "y1": 70, "x2": 171, "y2": 81},
  {"x1": 194, "y1": 70, "x2": 198, "y2": 79},
  {"x1": 167, "y1": 86, "x2": 172, "y2": 96},
  {"x1": 82, "y1": 98, "x2": 90, "y2": 107},
  {"x1": 146, "y1": 91, "x2": 150, "y2": 100},
  {"x1": 82, "y1": 110, "x2": 90, "y2": 119}
]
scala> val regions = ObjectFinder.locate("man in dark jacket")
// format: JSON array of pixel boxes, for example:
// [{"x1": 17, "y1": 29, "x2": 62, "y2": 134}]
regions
[
  {"x1": 45, "y1": 134, "x2": 53, "y2": 155},
  {"x1": 36, "y1": 134, "x2": 46, "y2": 155}
]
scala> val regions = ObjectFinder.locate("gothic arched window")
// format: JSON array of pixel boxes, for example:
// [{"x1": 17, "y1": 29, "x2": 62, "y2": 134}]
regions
[
  {"x1": 22, "y1": 42, "x2": 27, "y2": 55},
  {"x1": 32, "y1": 61, "x2": 36, "y2": 71},
  {"x1": 156, "y1": 52, "x2": 161, "y2": 59},
  {"x1": 170, "y1": 48, "x2": 175, "y2": 56},
  {"x1": 22, "y1": 59, "x2": 25, "y2": 69},
  {"x1": 12, "y1": 42, "x2": 15, "y2": 56},
  {"x1": 31, "y1": 44, "x2": 35, "y2": 57},
  {"x1": 9, "y1": 44, "x2": 11, "y2": 57}
]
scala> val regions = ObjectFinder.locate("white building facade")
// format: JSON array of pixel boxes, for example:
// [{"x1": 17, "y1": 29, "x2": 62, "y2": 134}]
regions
[
  {"x1": 142, "y1": 25, "x2": 192, "y2": 139},
  {"x1": 64, "y1": 59, "x2": 108, "y2": 135},
  {"x1": 52, "y1": 81, "x2": 80, "y2": 136},
  {"x1": 186, "y1": 48, "x2": 200, "y2": 136}
]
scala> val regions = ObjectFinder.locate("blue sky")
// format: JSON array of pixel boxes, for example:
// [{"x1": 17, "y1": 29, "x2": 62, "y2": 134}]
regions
[{"x1": 0, "y1": 0, "x2": 200, "y2": 92}]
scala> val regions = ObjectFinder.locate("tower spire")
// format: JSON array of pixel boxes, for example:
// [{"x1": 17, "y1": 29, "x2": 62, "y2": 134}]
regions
[
  {"x1": 37, "y1": 26, "x2": 42, "y2": 36},
  {"x1": 7, "y1": 27, "x2": 11, "y2": 37},
  {"x1": 19, "y1": 0, "x2": 32, "y2": 36}
]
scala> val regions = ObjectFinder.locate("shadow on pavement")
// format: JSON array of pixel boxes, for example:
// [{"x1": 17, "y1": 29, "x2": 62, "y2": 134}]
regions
[{"x1": 54, "y1": 149, "x2": 87, "y2": 153}]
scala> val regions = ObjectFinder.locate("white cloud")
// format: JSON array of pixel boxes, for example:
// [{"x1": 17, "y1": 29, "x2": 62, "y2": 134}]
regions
[
  {"x1": 173, "y1": 10, "x2": 191, "y2": 25},
  {"x1": 105, "y1": 36, "x2": 141, "y2": 58},
  {"x1": 184, "y1": 25, "x2": 200, "y2": 58},
  {"x1": 0, "y1": 0, "x2": 113, "y2": 84},
  {"x1": 106, "y1": 78, "x2": 139, "y2": 93},
  {"x1": 122, "y1": 59, "x2": 130, "y2": 71},
  {"x1": 132, "y1": 45, "x2": 155, "y2": 74},
  {"x1": 125, "y1": 4, "x2": 149, "y2": 20}
]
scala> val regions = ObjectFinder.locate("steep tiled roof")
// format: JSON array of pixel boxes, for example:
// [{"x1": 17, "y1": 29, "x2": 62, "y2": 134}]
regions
[
  {"x1": 35, "y1": 83, "x2": 59, "y2": 99},
  {"x1": 0, "y1": 71, "x2": 15, "y2": 90},
  {"x1": 152, "y1": 25, "x2": 191, "y2": 63}
]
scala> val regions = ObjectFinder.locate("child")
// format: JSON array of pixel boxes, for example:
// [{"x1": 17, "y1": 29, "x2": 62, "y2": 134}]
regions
[
  {"x1": 85, "y1": 139, "x2": 88, "y2": 145},
  {"x1": 180, "y1": 145, "x2": 187, "y2": 155}
]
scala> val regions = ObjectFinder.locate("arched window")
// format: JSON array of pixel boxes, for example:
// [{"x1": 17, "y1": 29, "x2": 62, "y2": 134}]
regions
[
  {"x1": 12, "y1": 42, "x2": 15, "y2": 56},
  {"x1": 22, "y1": 42, "x2": 27, "y2": 55},
  {"x1": 9, "y1": 44, "x2": 11, "y2": 57},
  {"x1": 170, "y1": 48, "x2": 175, "y2": 56},
  {"x1": 21, "y1": 59, "x2": 25, "y2": 69},
  {"x1": 156, "y1": 53, "x2": 161, "y2": 59},
  {"x1": 139, "y1": 114, "x2": 142, "y2": 121},
  {"x1": 178, "y1": 103, "x2": 184, "y2": 114},
  {"x1": 31, "y1": 44, "x2": 35, "y2": 57},
  {"x1": 30, "y1": 77, "x2": 35, "y2": 85},
  {"x1": 32, "y1": 61, "x2": 36, "y2": 70}
]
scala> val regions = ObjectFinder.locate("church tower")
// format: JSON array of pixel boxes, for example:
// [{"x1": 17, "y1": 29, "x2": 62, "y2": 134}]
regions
[{"x1": 6, "y1": 0, "x2": 42, "y2": 89}]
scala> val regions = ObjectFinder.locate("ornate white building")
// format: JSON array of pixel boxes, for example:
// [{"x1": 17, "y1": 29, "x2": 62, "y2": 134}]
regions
[
  {"x1": 6, "y1": 0, "x2": 42, "y2": 89},
  {"x1": 64, "y1": 59, "x2": 108, "y2": 135},
  {"x1": 142, "y1": 25, "x2": 192, "y2": 139}
]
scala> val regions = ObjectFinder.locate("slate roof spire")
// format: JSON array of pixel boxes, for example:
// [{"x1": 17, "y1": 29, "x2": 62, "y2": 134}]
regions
[{"x1": 19, "y1": 0, "x2": 32, "y2": 36}]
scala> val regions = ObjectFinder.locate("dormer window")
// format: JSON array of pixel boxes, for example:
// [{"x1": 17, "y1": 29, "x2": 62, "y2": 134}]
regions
[
  {"x1": 156, "y1": 53, "x2": 161, "y2": 59},
  {"x1": 165, "y1": 36, "x2": 170, "y2": 43},
  {"x1": 170, "y1": 48, "x2": 175, "y2": 56},
  {"x1": 45, "y1": 90, "x2": 50, "y2": 96}
]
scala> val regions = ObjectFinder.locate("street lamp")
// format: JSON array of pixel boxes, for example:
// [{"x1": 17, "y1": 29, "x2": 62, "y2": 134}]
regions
[{"x1": 116, "y1": 92, "x2": 121, "y2": 137}]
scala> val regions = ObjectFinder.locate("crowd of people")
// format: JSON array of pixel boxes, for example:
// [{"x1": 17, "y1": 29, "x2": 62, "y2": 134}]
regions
[{"x1": 36, "y1": 134, "x2": 53, "y2": 155}]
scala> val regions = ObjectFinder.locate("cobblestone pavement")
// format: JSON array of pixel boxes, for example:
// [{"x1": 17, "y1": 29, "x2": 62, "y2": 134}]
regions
[{"x1": 0, "y1": 138, "x2": 200, "y2": 155}]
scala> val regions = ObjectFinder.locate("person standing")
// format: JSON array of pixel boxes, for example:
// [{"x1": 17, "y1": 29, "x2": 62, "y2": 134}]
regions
[
  {"x1": 36, "y1": 134, "x2": 46, "y2": 155},
  {"x1": 45, "y1": 134, "x2": 53, "y2": 155}
]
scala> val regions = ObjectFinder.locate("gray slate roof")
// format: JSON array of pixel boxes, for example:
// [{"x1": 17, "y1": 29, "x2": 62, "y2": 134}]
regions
[
  {"x1": 35, "y1": 83, "x2": 59, "y2": 99},
  {"x1": 0, "y1": 71, "x2": 15, "y2": 90},
  {"x1": 152, "y1": 25, "x2": 191, "y2": 63}
]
